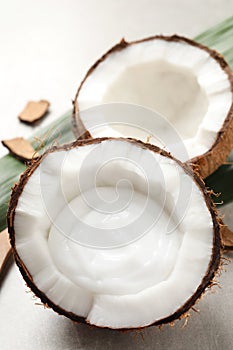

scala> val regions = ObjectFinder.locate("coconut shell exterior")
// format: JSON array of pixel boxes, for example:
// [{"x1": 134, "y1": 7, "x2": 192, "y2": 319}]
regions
[
  {"x1": 72, "y1": 35, "x2": 233, "y2": 179},
  {"x1": 7, "y1": 137, "x2": 221, "y2": 329}
]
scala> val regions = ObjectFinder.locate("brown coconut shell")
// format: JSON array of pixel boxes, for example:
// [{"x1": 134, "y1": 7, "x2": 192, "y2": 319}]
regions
[
  {"x1": 72, "y1": 35, "x2": 233, "y2": 179},
  {"x1": 7, "y1": 137, "x2": 221, "y2": 329}
]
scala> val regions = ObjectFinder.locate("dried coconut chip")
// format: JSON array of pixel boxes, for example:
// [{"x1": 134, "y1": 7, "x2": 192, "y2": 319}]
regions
[
  {"x1": 18, "y1": 100, "x2": 50, "y2": 124},
  {"x1": 0, "y1": 229, "x2": 12, "y2": 278},
  {"x1": 1, "y1": 137, "x2": 38, "y2": 162},
  {"x1": 220, "y1": 225, "x2": 233, "y2": 250}
]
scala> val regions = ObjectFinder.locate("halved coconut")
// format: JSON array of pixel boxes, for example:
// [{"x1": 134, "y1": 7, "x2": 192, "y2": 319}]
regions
[
  {"x1": 73, "y1": 35, "x2": 233, "y2": 178},
  {"x1": 8, "y1": 138, "x2": 220, "y2": 329}
]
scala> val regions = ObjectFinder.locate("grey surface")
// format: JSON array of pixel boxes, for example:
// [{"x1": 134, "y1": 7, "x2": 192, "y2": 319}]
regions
[
  {"x1": 1, "y1": 252, "x2": 233, "y2": 350},
  {"x1": 1, "y1": 1, "x2": 233, "y2": 349}
]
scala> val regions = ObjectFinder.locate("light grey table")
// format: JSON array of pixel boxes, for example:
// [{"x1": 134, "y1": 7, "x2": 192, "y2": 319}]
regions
[{"x1": 1, "y1": 1, "x2": 233, "y2": 349}]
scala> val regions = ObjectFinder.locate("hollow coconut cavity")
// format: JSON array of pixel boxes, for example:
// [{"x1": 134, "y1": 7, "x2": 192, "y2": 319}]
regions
[
  {"x1": 73, "y1": 35, "x2": 233, "y2": 178},
  {"x1": 8, "y1": 138, "x2": 220, "y2": 329}
]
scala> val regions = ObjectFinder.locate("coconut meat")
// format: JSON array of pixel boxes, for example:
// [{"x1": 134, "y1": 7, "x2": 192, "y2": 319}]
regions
[
  {"x1": 77, "y1": 39, "x2": 232, "y2": 160},
  {"x1": 13, "y1": 139, "x2": 214, "y2": 328}
]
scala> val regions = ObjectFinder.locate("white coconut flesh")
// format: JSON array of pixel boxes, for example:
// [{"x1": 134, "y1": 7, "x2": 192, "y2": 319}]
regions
[
  {"x1": 77, "y1": 38, "x2": 232, "y2": 160},
  {"x1": 13, "y1": 139, "x2": 215, "y2": 329}
]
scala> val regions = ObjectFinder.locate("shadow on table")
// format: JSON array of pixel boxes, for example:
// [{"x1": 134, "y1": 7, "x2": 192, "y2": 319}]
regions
[
  {"x1": 45, "y1": 295, "x2": 233, "y2": 350},
  {"x1": 6, "y1": 250, "x2": 231, "y2": 350}
]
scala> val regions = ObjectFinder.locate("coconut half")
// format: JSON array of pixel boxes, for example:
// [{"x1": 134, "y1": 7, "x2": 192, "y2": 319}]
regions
[
  {"x1": 73, "y1": 35, "x2": 233, "y2": 178},
  {"x1": 8, "y1": 138, "x2": 220, "y2": 329}
]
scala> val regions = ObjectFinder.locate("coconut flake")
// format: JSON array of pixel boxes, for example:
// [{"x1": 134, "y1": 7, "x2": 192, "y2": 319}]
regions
[
  {"x1": 18, "y1": 100, "x2": 50, "y2": 124},
  {"x1": 2, "y1": 137, "x2": 38, "y2": 162},
  {"x1": 0, "y1": 229, "x2": 12, "y2": 277}
]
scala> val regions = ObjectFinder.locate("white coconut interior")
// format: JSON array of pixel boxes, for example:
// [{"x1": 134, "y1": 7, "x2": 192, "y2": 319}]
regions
[
  {"x1": 14, "y1": 139, "x2": 214, "y2": 329},
  {"x1": 78, "y1": 39, "x2": 232, "y2": 160}
]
